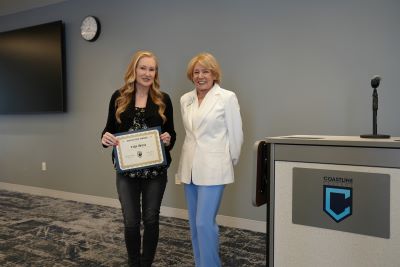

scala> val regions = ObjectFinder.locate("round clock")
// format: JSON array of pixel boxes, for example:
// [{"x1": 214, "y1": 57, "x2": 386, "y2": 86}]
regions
[{"x1": 80, "y1": 16, "x2": 100, "y2": 42}]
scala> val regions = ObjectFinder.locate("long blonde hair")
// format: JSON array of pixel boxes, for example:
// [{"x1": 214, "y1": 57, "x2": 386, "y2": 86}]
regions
[{"x1": 115, "y1": 50, "x2": 166, "y2": 123}]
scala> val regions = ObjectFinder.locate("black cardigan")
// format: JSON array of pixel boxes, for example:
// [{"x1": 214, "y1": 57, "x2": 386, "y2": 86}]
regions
[{"x1": 101, "y1": 89, "x2": 176, "y2": 166}]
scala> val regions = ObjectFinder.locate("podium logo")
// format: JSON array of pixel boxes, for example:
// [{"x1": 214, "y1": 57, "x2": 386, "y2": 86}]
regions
[{"x1": 323, "y1": 185, "x2": 352, "y2": 223}]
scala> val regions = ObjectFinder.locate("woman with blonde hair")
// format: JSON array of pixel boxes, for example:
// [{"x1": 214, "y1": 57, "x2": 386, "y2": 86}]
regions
[
  {"x1": 176, "y1": 52, "x2": 243, "y2": 267},
  {"x1": 101, "y1": 50, "x2": 176, "y2": 267}
]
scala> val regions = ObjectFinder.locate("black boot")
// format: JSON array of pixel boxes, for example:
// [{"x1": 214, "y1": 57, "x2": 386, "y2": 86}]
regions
[
  {"x1": 141, "y1": 220, "x2": 159, "y2": 267},
  {"x1": 124, "y1": 226, "x2": 141, "y2": 267}
]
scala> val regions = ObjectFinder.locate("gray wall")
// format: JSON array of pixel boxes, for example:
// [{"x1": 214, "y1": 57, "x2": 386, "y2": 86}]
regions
[{"x1": 1, "y1": 0, "x2": 400, "y2": 222}]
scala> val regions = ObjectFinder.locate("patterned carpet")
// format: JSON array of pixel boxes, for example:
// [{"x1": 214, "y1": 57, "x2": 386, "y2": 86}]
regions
[{"x1": 0, "y1": 189, "x2": 266, "y2": 266}]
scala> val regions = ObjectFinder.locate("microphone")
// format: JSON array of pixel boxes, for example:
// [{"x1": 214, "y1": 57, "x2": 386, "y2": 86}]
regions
[
  {"x1": 360, "y1": 75, "x2": 390, "y2": 139},
  {"x1": 371, "y1": 75, "x2": 381, "y2": 89}
]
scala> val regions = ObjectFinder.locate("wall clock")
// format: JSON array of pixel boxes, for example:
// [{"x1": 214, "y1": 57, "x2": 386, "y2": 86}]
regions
[{"x1": 80, "y1": 15, "x2": 100, "y2": 42}]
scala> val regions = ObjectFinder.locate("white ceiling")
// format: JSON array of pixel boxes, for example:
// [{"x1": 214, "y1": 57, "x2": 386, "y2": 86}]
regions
[{"x1": 0, "y1": 0, "x2": 66, "y2": 17}]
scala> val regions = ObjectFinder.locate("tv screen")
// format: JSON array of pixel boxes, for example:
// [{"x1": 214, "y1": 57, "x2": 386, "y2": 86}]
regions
[{"x1": 0, "y1": 21, "x2": 66, "y2": 114}]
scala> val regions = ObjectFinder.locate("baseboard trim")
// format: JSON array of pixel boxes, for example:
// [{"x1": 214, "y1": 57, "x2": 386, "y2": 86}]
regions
[{"x1": 0, "y1": 182, "x2": 266, "y2": 233}]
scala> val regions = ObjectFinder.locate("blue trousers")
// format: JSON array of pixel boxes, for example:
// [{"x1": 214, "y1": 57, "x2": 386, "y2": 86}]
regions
[{"x1": 184, "y1": 182, "x2": 225, "y2": 267}]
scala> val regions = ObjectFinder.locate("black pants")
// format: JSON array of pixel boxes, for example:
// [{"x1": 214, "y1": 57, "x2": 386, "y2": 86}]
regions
[{"x1": 116, "y1": 172, "x2": 167, "y2": 267}]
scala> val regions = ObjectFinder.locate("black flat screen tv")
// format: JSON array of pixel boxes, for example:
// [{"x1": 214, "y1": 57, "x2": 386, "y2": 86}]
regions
[{"x1": 0, "y1": 21, "x2": 66, "y2": 114}]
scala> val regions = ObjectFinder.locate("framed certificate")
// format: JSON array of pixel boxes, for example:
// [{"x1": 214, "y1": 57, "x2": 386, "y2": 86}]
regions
[{"x1": 113, "y1": 127, "x2": 166, "y2": 172}]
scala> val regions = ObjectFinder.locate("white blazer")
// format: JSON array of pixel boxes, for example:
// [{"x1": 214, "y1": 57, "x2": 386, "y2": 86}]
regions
[{"x1": 175, "y1": 84, "x2": 243, "y2": 185}]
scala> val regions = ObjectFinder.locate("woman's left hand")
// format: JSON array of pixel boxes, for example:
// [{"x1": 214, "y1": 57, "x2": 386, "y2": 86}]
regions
[{"x1": 160, "y1": 132, "x2": 171, "y2": 146}]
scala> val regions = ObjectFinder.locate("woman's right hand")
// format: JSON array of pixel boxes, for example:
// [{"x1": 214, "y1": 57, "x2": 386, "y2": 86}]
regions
[{"x1": 102, "y1": 132, "x2": 119, "y2": 147}]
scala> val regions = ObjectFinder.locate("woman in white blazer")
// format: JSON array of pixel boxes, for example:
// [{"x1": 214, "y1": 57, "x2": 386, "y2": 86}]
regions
[{"x1": 176, "y1": 53, "x2": 243, "y2": 267}]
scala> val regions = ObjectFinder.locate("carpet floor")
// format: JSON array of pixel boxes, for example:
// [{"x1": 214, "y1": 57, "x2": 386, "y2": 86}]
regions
[{"x1": 0, "y1": 189, "x2": 266, "y2": 266}]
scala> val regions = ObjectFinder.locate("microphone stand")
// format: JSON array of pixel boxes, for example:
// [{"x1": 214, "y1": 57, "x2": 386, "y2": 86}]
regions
[{"x1": 360, "y1": 87, "x2": 390, "y2": 139}]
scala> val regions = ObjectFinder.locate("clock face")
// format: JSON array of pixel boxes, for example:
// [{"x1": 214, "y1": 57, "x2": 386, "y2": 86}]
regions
[{"x1": 80, "y1": 16, "x2": 100, "y2": 41}]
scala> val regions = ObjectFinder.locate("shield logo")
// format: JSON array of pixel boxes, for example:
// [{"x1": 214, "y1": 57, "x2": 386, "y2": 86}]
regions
[{"x1": 323, "y1": 185, "x2": 352, "y2": 223}]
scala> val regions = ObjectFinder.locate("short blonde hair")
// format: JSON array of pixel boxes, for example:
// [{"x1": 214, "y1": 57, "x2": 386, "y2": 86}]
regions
[{"x1": 186, "y1": 52, "x2": 221, "y2": 84}]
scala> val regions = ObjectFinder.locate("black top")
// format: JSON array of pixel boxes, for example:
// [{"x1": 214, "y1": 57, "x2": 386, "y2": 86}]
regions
[{"x1": 102, "y1": 89, "x2": 176, "y2": 167}]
